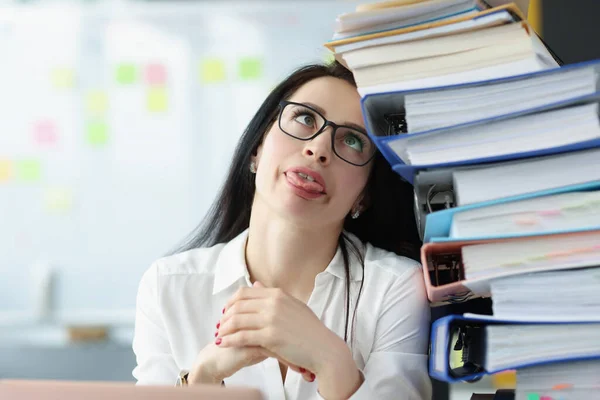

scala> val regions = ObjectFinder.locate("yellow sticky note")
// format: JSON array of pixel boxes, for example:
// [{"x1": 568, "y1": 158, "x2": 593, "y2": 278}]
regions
[
  {"x1": 44, "y1": 187, "x2": 74, "y2": 213},
  {"x1": 86, "y1": 91, "x2": 108, "y2": 114},
  {"x1": 238, "y1": 57, "x2": 263, "y2": 81},
  {"x1": 116, "y1": 63, "x2": 137, "y2": 85},
  {"x1": 86, "y1": 121, "x2": 109, "y2": 146},
  {"x1": 16, "y1": 159, "x2": 41, "y2": 182},
  {"x1": 200, "y1": 58, "x2": 226, "y2": 83},
  {"x1": 51, "y1": 67, "x2": 75, "y2": 88},
  {"x1": 0, "y1": 160, "x2": 11, "y2": 182},
  {"x1": 147, "y1": 88, "x2": 168, "y2": 112}
]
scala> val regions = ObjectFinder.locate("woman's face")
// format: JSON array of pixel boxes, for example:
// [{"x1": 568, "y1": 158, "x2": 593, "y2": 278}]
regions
[{"x1": 253, "y1": 76, "x2": 373, "y2": 229}]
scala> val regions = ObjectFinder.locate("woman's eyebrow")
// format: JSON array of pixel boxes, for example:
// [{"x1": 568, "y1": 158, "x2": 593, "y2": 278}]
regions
[{"x1": 304, "y1": 101, "x2": 367, "y2": 134}]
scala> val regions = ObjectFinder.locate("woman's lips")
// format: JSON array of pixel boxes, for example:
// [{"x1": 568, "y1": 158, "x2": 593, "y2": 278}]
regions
[{"x1": 285, "y1": 172, "x2": 325, "y2": 199}]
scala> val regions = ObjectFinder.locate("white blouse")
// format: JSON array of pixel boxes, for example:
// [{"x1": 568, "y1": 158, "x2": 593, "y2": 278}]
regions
[{"x1": 132, "y1": 229, "x2": 432, "y2": 400}]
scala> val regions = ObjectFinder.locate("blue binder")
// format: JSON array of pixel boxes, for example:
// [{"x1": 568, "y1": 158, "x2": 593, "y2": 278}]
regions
[
  {"x1": 429, "y1": 314, "x2": 600, "y2": 383},
  {"x1": 423, "y1": 180, "x2": 600, "y2": 242},
  {"x1": 360, "y1": 59, "x2": 600, "y2": 184}
]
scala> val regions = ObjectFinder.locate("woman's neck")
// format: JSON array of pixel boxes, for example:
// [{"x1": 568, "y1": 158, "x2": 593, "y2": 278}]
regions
[{"x1": 245, "y1": 200, "x2": 342, "y2": 302}]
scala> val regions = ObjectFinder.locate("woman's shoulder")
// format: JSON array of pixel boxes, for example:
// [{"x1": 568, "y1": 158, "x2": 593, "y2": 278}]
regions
[
  {"x1": 362, "y1": 241, "x2": 422, "y2": 282},
  {"x1": 147, "y1": 241, "x2": 229, "y2": 278}
]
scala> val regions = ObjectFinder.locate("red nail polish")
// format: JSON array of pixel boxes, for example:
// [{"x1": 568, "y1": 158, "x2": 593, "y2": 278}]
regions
[
  {"x1": 214, "y1": 331, "x2": 218, "y2": 337},
  {"x1": 310, "y1": 373, "x2": 315, "y2": 382},
  {"x1": 215, "y1": 338, "x2": 222, "y2": 345},
  {"x1": 216, "y1": 322, "x2": 220, "y2": 329},
  {"x1": 299, "y1": 367, "x2": 306, "y2": 373},
  {"x1": 222, "y1": 307, "x2": 226, "y2": 314}
]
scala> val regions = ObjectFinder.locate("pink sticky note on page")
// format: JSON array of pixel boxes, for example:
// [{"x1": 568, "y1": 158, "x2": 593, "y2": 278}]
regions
[
  {"x1": 145, "y1": 63, "x2": 167, "y2": 86},
  {"x1": 33, "y1": 119, "x2": 58, "y2": 146}
]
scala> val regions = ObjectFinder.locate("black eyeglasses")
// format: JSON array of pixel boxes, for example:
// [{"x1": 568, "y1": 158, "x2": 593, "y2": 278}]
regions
[{"x1": 277, "y1": 100, "x2": 376, "y2": 167}]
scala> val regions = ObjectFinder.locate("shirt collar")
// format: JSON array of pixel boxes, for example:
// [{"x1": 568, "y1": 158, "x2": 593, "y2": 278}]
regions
[{"x1": 212, "y1": 229, "x2": 364, "y2": 295}]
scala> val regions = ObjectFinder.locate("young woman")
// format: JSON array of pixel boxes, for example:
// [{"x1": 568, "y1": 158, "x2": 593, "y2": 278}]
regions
[{"x1": 132, "y1": 62, "x2": 432, "y2": 400}]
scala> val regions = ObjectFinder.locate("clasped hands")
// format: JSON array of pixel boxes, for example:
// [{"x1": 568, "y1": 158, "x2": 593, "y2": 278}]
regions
[{"x1": 216, "y1": 281, "x2": 335, "y2": 382}]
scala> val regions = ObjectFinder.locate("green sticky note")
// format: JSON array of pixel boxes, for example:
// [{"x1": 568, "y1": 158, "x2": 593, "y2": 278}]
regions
[
  {"x1": 527, "y1": 394, "x2": 540, "y2": 400},
  {"x1": 87, "y1": 121, "x2": 109, "y2": 146},
  {"x1": 238, "y1": 57, "x2": 263, "y2": 80},
  {"x1": 86, "y1": 90, "x2": 108, "y2": 114},
  {"x1": 200, "y1": 59, "x2": 226, "y2": 83},
  {"x1": 147, "y1": 88, "x2": 168, "y2": 112},
  {"x1": 16, "y1": 159, "x2": 41, "y2": 182},
  {"x1": 51, "y1": 67, "x2": 75, "y2": 88},
  {"x1": 115, "y1": 63, "x2": 137, "y2": 85},
  {"x1": 323, "y1": 52, "x2": 335, "y2": 65}
]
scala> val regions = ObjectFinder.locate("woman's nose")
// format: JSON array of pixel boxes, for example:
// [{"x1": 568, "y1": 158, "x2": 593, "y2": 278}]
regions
[{"x1": 303, "y1": 128, "x2": 333, "y2": 165}]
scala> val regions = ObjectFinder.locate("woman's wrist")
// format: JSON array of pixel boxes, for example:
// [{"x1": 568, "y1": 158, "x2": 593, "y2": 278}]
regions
[
  {"x1": 314, "y1": 336, "x2": 364, "y2": 399},
  {"x1": 188, "y1": 361, "x2": 222, "y2": 385}
]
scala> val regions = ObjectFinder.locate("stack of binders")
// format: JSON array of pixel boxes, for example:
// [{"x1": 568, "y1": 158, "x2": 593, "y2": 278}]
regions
[{"x1": 327, "y1": 2, "x2": 600, "y2": 400}]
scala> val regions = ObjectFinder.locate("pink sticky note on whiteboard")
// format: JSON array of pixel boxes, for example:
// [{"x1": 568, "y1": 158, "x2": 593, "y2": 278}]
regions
[
  {"x1": 145, "y1": 63, "x2": 167, "y2": 86},
  {"x1": 33, "y1": 119, "x2": 58, "y2": 146}
]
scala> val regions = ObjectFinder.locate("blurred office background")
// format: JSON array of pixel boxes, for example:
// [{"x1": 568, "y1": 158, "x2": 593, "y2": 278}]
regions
[{"x1": 0, "y1": 1, "x2": 599, "y2": 399}]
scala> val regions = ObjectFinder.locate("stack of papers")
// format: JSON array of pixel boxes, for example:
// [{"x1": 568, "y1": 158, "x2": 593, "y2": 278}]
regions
[
  {"x1": 485, "y1": 323, "x2": 600, "y2": 372},
  {"x1": 516, "y1": 359, "x2": 600, "y2": 400},
  {"x1": 450, "y1": 190, "x2": 600, "y2": 239},
  {"x1": 461, "y1": 230, "x2": 600, "y2": 280},
  {"x1": 391, "y1": 102, "x2": 600, "y2": 165},
  {"x1": 404, "y1": 65, "x2": 598, "y2": 133},
  {"x1": 451, "y1": 148, "x2": 600, "y2": 206},
  {"x1": 490, "y1": 268, "x2": 600, "y2": 320},
  {"x1": 325, "y1": 0, "x2": 557, "y2": 96}
]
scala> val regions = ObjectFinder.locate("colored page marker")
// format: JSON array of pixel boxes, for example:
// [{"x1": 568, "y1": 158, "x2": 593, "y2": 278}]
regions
[
  {"x1": 87, "y1": 121, "x2": 109, "y2": 146},
  {"x1": 145, "y1": 63, "x2": 167, "y2": 86},
  {"x1": 86, "y1": 91, "x2": 108, "y2": 115},
  {"x1": 147, "y1": 88, "x2": 168, "y2": 112},
  {"x1": 0, "y1": 160, "x2": 11, "y2": 182},
  {"x1": 238, "y1": 57, "x2": 263, "y2": 81},
  {"x1": 116, "y1": 63, "x2": 137, "y2": 85},
  {"x1": 16, "y1": 159, "x2": 41, "y2": 182},
  {"x1": 33, "y1": 119, "x2": 58, "y2": 146},
  {"x1": 200, "y1": 59, "x2": 226, "y2": 83},
  {"x1": 527, "y1": 394, "x2": 540, "y2": 400}
]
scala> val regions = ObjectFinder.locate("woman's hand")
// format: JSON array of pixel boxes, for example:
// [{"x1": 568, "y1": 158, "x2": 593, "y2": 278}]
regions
[
  {"x1": 216, "y1": 282, "x2": 358, "y2": 386},
  {"x1": 188, "y1": 309, "x2": 316, "y2": 385},
  {"x1": 187, "y1": 341, "x2": 267, "y2": 385}
]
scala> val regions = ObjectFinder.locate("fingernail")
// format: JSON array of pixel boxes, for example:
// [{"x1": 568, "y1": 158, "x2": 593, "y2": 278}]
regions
[
  {"x1": 310, "y1": 373, "x2": 315, "y2": 381},
  {"x1": 215, "y1": 338, "x2": 222, "y2": 345},
  {"x1": 299, "y1": 367, "x2": 306, "y2": 373},
  {"x1": 222, "y1": 307, "x2": 226, "y2": 314},
  {"x1": 214, "y1": 331, "x2": 218, "y2": 337},
  {"x1": 216, "y1": 322, "x2": 220, "y2": 329}
]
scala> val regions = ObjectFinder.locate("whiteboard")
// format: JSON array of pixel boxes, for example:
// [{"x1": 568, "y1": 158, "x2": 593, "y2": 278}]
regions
[{"x1": 0, "y1": 1, "x2": 351, "y2": 324}]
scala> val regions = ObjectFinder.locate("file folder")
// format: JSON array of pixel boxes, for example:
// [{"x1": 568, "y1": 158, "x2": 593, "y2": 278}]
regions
[
  {"x1": 421, "y1": 180, "x2": 600, "y2": 242},
  {"x1": 421, "y1": 228, "x2": 600, "y2": 304},
  {"x1": 325, "y1": 3, "x2": 526, "y2": 50},
  {"x1": 429, "y1": 314, "x2": 600, "y2": 383},
  {"x1": 360, "y1": 59, "x2": 600, "y2": 184}
]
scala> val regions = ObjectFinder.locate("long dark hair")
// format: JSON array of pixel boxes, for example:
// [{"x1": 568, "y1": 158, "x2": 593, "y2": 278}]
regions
[{"x1": 174, "y1": 61, "x2": 422, "y2": 343}]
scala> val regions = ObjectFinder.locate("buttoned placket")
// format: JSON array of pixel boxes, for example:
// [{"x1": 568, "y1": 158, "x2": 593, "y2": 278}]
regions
[{"x1": 260, "y1": 271, "x2": 334, "y2": 400}]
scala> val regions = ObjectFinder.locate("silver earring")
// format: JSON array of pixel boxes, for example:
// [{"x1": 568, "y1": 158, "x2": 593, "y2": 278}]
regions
[
  {"x1": 351, "y1": 209, "x2": 361, "y2": 219},
  {"x1": 249, "y1": 162, "x2": 257, "y2": 174}
]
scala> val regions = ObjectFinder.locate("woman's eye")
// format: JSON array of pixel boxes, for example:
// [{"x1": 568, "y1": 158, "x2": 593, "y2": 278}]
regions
[
  {"x1": 294, "y1": 114, "x2": 315, "y2": 127},
  {"x1": 343, "y1": 134, "x2": 364, "y2": 152}
]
